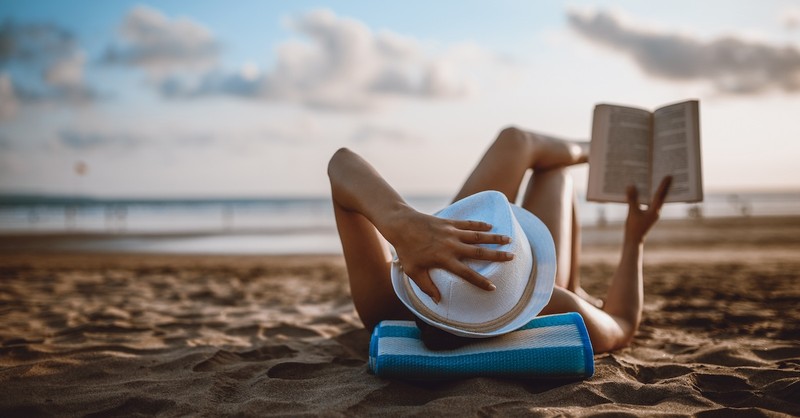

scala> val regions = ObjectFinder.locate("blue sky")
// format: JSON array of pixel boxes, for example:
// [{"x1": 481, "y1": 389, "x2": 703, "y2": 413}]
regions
[{"x1": 2, "y1": 1, "x2": 800, "y2": 197}]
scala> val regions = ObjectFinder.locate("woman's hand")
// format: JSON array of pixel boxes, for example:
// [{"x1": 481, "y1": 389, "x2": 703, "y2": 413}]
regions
[
  {"x1": 388, "y1": 210, "x2": 514, "y2": 304},
  {"x1": 624, "y1": 176, "x2": 672, "y2": 243}
]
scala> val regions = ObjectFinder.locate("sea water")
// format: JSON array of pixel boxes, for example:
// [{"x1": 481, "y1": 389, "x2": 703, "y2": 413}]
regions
[{"x1": 0, "y1": 192, "x2": 798, "y2": 254}]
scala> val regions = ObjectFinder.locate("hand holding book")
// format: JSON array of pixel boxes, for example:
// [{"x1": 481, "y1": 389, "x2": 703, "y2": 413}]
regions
[
  {"x1": 625, "y1": 176, "x2": 672, "y2": 243},
  {"x1": 586, "y1": 100, "x2": 703, "y2": 204}
]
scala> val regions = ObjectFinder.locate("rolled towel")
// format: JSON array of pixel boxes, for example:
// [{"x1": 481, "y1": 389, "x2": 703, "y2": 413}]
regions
[{"x1": 369, "y1": 312, "x2": 594, "y2": 380}]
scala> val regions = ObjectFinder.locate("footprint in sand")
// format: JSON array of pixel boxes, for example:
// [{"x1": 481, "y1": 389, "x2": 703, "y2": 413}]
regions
[
  {"x1": 193, "y1": 350, "x2": 242, "y2": 372},
  {"x1": 691, "y1": 373, "x2": 756, "y2": 406},
  {"x1": 267, "y1": 358, "x2": 363, "y2": 380},
  {"x1": 262, "y1": 324, "x2": 322, "y2": 339},
  {"x1": 193, "y1": 345, "x2": 297, "y2": 372}
]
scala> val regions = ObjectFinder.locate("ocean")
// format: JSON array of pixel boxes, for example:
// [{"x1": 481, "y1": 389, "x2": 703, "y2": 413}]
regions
[{"x1": 1, "y1": 192, "x2": 798, "y2": 254}]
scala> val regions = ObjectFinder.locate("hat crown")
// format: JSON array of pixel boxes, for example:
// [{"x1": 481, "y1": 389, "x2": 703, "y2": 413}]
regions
[
  {"x1": 406, "y1": 191, "x2": 534, "y2": 329},
  {"x1": 391, "y1": 190, "x2": 557, "y2": 338}
]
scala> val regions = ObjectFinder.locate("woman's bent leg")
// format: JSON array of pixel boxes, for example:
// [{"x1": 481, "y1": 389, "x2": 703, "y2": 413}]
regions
[
  {"x1": 453, "y1": 127, "x2": 588, "y2": 203},
  {"x1": 521, "y1": 168, "x2": 604, "y2": 306},
  {"x1": 454, "y1": 126, "x2": 592, "y2": 293},
  {"x1": 540, "y1": 287, "x2": 627, "y2": 353},
  {"x1": 520, "y1": 168, "x2": 574, "y2": 288}
]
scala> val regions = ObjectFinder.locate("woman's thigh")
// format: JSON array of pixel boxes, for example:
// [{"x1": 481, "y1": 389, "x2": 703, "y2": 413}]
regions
[{"x1": 520, "y1": 168, "x2": 575, "y2": 288}]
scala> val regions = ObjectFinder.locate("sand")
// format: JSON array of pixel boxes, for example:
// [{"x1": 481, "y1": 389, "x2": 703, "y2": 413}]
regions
[{"x1": 1, "y1": 217, "x2": 799, "y2": 417}]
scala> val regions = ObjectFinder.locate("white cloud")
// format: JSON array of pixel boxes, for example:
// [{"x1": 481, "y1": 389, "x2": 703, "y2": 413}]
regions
[
  {"x1": 782, "y1": 7, "x2": 800, "y2": 30},
  {"x1": 57, "y1": 129, "x2": 147, "y2": 152},
  {"x1": 102, "y1": 5, "x2": 220, "y2": 75},
  {"x1": 0, "y1": 21, "x2": 76, "y2": 66},
  {"x1": 0, "y1": 21, "x2": 95, "y2": 108},
  {"x1": 51, "y1": 120, "x2": 313, "y2": 154},
  {"x1": 160, "y1": 9, "x2": 476, "y2": 110},
  {"x1": 45, "y1": 51, "x2": 85, "y2": 87},
  {"x1": 568, "y1": 9, "x2": 800, "y2": 94}
]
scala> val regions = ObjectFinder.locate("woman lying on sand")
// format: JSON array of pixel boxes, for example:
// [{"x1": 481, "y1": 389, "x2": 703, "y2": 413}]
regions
[{"x1": 328, "y1": 127, "x2": 671, "y2": 353}]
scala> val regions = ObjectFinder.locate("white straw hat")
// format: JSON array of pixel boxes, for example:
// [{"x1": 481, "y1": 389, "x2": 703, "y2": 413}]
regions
[{"x1": 390, "y1": 190, "x2": 556, "y2": 338}]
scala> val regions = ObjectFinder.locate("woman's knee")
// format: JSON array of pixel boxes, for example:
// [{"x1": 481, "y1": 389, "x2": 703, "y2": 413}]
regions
[
  {"x1": 494, "y1": 126, "x2": 534, "y2": 153},
  {"x1": 327, "y1": 147, "x2": 353, "y2": 179}
]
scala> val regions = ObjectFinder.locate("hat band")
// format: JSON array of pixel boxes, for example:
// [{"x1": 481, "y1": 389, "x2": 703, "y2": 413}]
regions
[{"x1": 401, "y1": 252, "x2": 538, "y2": 334}]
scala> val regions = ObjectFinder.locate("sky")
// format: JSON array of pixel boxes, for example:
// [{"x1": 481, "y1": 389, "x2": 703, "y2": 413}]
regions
[{"x1": 1, "y1": 0, "x2": 800, "y2": 198}]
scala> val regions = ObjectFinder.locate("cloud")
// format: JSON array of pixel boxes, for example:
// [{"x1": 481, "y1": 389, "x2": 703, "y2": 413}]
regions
[
  {"x1": 0, "y1": 21, "x2": 75, "y2": 65},
  {"x1": 0, "y1": 21, "x2": 96, "y2": 106},
  {"x1": 159, "y1": 68, "x2": 265, "y2": 99},
  {"x1": 54, "y1": 125, "x2": 265, "y2": 153},
  {"x1": 782, "y1": 7, "x2": 800, "y2": 30},
  {"x1": 58, "y1": 129, "x2": 147, "y2": 152},
  {"x1": 102, "y1": 5, "x2": 220, "y2": 75},
  {"x1": 160, "y1": 9, "x2": 472, "y2": 110},
  {"x1": 568, "y1": 9, "x2": 800, "y2": 94},
  {"x1": 45, "y1": 51, "x2": 85, "y2": 87}
]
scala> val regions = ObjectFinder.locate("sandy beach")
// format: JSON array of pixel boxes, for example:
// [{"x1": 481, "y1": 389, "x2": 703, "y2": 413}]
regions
[{"x1": 1, "y1": 216, "x2": 799, "y2": 416}]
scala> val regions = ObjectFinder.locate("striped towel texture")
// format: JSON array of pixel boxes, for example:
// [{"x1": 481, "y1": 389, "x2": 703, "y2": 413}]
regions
[{"x1": 369, "y1": 312, "x2": 594, "y2": 380}]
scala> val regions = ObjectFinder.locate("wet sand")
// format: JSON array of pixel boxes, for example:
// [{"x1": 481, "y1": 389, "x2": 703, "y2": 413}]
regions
[{"x1": 0, "y1": 217, "x2": 799, "y2": 416}]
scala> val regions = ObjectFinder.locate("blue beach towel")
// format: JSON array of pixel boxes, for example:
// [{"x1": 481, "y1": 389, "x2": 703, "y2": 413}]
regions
[{"x1": 369, "y1": 312, "x2": 594, "y2": 380}]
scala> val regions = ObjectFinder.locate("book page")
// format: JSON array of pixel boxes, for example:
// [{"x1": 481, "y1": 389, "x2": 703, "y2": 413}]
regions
[
  {"x1": 652, "y1": 100, "x2": 703, "y2": 202},
  {"x1": 587, "y1": 104, "x2": 653, "y2": 203}
]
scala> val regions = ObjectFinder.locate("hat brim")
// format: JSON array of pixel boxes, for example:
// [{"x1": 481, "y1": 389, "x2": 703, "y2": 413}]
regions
[{"x1": 390, "y1": 204, "x2": 557, "y2": 338}]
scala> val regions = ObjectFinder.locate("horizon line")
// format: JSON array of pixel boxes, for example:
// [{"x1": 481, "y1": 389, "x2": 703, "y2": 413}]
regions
[{"x1": 1, "y1": 188, "x2": 799, "y2": 204}]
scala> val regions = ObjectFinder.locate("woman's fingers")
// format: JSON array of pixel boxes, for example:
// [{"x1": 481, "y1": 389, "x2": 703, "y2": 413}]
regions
[
  {"x1": 451, "y1": 219, "x2": 511, "y2": 245},
  {"x1": 458, "y1": 230, "x2": 511, "y2": 245},
  {"x1": 409, "y1": 268, "x2": 441, "y2": 304},
  {"x1": 406, "y1": 217, "x2": 512, "y2": 298},
  {"x1": 458, "y1": 242, "x2": 514, "y2": 262},
  {"x1": 650, "y1": 176, "x2": 673, "y2": 211},
  {"x1": 446, "y1": 261, "x2": 497, "y2": 291},
  {"x1": 626, "y1": 184, "x2": 640, "y2": 212},
  {"x1": 451, "y1": 219, "x2": 493, "y2": 232}
]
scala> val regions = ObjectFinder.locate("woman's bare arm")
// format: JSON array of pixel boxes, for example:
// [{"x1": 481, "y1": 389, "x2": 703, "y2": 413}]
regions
[
  {"x1": 327, "y1": 147, "x2": 514, "y2": 303},
  {"x1": 542, "y1": 176, "x2": 672, "y2": 353}
]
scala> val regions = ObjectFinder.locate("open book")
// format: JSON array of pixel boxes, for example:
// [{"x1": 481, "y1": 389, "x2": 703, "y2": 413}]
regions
[{"x1": 587, "y1": 99, "x2": 703, "y2": 204}]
